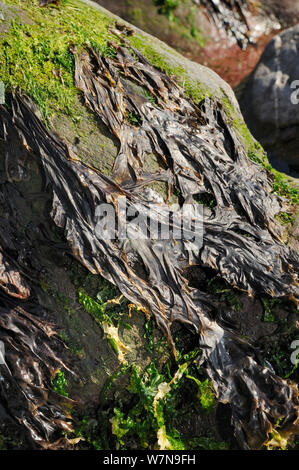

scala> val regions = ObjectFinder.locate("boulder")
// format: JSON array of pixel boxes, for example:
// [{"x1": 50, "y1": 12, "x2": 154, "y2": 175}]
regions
[{"x1": 239, "y1": 25, "x2": 299, "y2": 173}]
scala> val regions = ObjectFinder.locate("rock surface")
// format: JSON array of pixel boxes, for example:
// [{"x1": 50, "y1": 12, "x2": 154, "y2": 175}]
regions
[
  {"x1": 0, "y1": 0, "x2": 250, "y2": 450},
  {"x1": 239, "y1": 24, "x2": 299, "y2": 174},
  {"x1": 93, "y1": 0, "x2": 299, "y2": 87},
  {"x1": 0, "y1": 0, "x2": 298, "y2": 451}
]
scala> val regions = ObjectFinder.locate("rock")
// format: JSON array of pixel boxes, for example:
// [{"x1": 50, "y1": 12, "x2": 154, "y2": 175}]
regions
[
  {"x1": 263, "y1": 0, "x2": 299, "y2": 29},
  {"x1": 0, "y1": 0, "x2": 298, "y2": 451},
  {"x1": 239, "y1": 25, "x2": 299, "y2": 173},
  {"x1": 82, "y1": 0, "x2": 242, "y2": 111},
  {"x1": 94, "y1": 0, "x2": 281, "y2": 51}
]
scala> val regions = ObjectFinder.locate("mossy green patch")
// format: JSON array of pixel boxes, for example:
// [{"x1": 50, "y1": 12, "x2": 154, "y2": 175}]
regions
[
  {"x1": 271, "y1": 171, "x2": 299, "y2": 207},
  {"x1": 266, "y1": 333, "x2": 299, "y2": 381},
  {"x1": 261, "y1": 297, "x2": 277, "y2": 323},
  {"x1": 153, "y1": 0, "x2": 205, "y2": 46},
  {"x1": 247, "y1": 149, "x2": 299, "y2": 224},
  {"x1": 0, "y1": 0, "x2": 116, "y2": 120},
  {"x1": 154, "y1": 0, "x2": 180, "y2": 20},
  {"x1": 59, "y1": 330, "x2": 84, "y2": 357}
]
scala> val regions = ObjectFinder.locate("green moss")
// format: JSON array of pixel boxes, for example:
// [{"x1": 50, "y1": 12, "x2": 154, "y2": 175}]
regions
[
  {"x1": 0, "y1": 0, "x2": 116, "y2": 120},
  {"x1": 186, "y1": 5, "x2": 205, "y2": 47},
  {"x1": 152, "y1": 0, "x2": 205, "y2": 46},
  {"x1": 51, "y1": 369, "x2": 69, "y2": 397},
  {"x1": 189, "y1": 25, "x2": 205, "y2": 46},
  {"x1": 130, "y1": 34, "x2": 183, "y2": 74},
  {"x1": 221, "y1": 90, "x2": 265, "y2": 158},
  {"x1": 248, "y1": 150, "x2": 299, "y2": 224},
  {"x1": 272, "y1": 171, "x2": 299, "y2": 206},
  {"x1": 126, "y1": 109, "x2": 142, "y2": 126},
  {"x1": 261, "y1": 297, "x2": 278, "y2": 323},
  {"x1": 129, "y1": 34, "x2": 207, "y2": 104},
  {"x1": 0, "y1": 434, "x2": 7, "y2": 450},
  {"x1": 275, "y1": 212, "x2": 295, "y2": 226},
  {"x1": 54, "y1": 289, "x2": 72, "y2": 314}
]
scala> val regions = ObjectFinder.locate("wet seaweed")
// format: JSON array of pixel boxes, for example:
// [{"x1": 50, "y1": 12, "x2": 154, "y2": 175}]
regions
[
  {"x1": 0, "y1": 37, "x2": 299, "y2": 449},
  {"x1": 0, "y1": 118, "x2": 74, "y2": 447},
  {"x1": 39, "y1": 0, "x2": 60, "y2": 6}
]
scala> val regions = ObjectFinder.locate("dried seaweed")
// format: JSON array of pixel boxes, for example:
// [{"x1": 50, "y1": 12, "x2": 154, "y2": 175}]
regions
[{"x1": 0, "y1": 39, "x2": 299, "y2": 449}]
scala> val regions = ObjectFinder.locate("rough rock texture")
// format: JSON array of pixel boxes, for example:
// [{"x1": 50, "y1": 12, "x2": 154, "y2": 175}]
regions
[
  {"x1": 92, "y1": 0, "x2": 299, "y2": 87},
  {"x1": 94, "y1": 0, "x2": 279, "y2": 51},
  {"x1": 263, "y1": 0, "x2": 299, "y2": 29},
  {"x1": 239, "y1": 25, "x2": 299, "y2": 174}
]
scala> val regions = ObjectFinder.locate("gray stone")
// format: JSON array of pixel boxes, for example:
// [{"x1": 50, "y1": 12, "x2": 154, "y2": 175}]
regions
[{"x1": 239, "y1": 24, "x2": 299, "y2": 172}]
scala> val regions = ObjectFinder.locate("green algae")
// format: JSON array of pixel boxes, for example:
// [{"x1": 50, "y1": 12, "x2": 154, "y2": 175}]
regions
[{"x1": 51, "y1": 369, "x2": 69, "y2": 397}]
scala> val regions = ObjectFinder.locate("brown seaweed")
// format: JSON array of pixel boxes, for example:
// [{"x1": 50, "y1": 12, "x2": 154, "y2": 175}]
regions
[
  {"x1": 39, "y1": 0, "x2": 60, "y2": 7},
  {"x1": 198, "y1": 0, "x2": 255, "y2": 49},
  {"x1": 0, "y1": 39, "x2": 299, "y2": 449}
]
